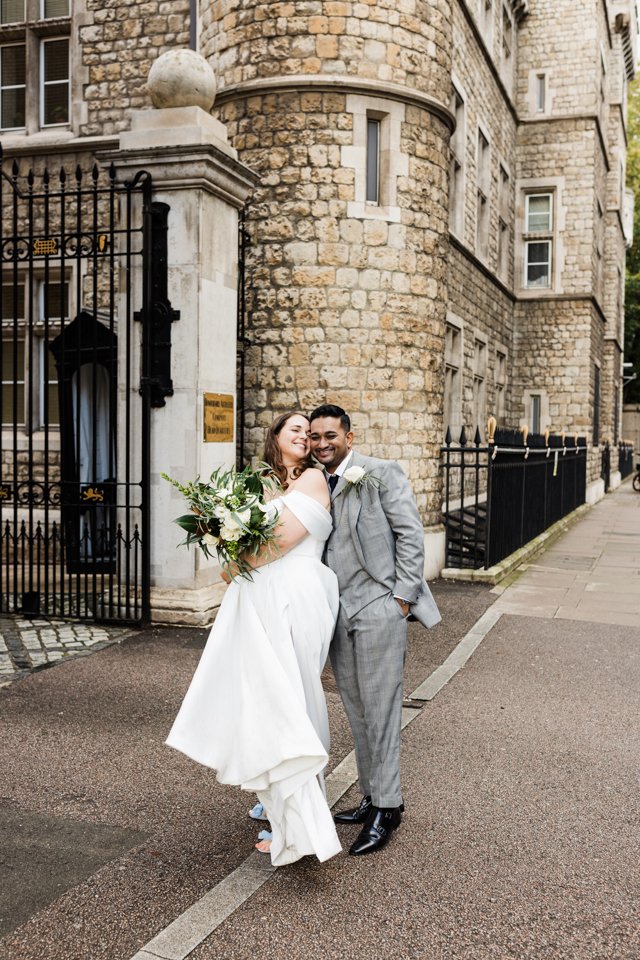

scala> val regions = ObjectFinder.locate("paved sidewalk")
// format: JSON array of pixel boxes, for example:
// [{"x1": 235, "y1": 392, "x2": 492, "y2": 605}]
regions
[
  {"x1": 0, "y1": 616, "x2": 133, "y2": 683},
  {"x1": 493, "y1": 480, "x2": 640, "y2": 624},
  {"x1": 1, "y1": 482, "x2": 639, "y2": 960}
]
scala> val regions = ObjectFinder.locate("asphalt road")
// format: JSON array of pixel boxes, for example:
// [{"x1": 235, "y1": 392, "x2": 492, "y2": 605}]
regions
[{"x1": 1, "y1": 570, "x2": 639, "y2": 960}]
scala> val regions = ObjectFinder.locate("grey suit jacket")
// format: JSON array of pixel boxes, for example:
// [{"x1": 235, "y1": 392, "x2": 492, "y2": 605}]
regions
[{"x1": 325, "y1": 451, "x2": 441, "y2": 629}]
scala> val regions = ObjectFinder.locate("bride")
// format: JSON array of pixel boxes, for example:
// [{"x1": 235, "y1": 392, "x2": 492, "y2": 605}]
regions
[{"x1": 166, "y1": 412, "x2": 342, "y2": 866}]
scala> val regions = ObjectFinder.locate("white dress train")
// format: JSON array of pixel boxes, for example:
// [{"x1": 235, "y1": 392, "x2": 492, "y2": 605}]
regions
[{"x1": 166, "y1": 491, "x2": 342, "y2": 866}]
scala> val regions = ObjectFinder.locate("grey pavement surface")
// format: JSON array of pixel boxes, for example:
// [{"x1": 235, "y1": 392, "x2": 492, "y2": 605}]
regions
[
  {"x1": 0, "y1": 616, "x2": 132, "y2": 683},
  {"x1": 0, "y1": 480, "x2": 639, "y2": 959}
]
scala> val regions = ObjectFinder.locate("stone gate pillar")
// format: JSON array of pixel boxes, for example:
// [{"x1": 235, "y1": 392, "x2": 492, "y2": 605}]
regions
[{"x1": 105, "y1": 50, "x2": 258, "y2": 624}]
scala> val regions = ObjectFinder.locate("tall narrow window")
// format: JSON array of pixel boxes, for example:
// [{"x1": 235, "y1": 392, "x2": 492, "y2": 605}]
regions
[
  {"x1": 1, "y1": 0, "x2": 24, "y2": 24},
  {"x1": 1, "y1": 338, "x2": 25, "y2": 426},
  {"x1": 596, "y1": 198, "x2": 604, "y2": 297},
  {"x1": 501, "y1": 4, "x2": 514, "y2": 91},
  {"x1": 0, "y1": 43, "x2": 26, "y2": 130},
  {"x1": 41, "y1": 37, "x2": 69, "y2": 126},
  {"x1": 480, "y1": 0, "x2": 493, "y2": 47},
  {"x1": 536, "y1": 73, "x2": 546, "y2": 112},
  {"x1": 498, "y1": 164, "x2": 510, "y2": 280},
  {"x1": 495, "y1": 349, "x2": 507, "y2": 421},
  {"x1": 473, "y1": 337, "x2": 487, "y2": 431},
  {"x1": 366, "y1": 117, "x2": 380, "y2": 204},
  {"x1": 476, "y1": 129, "x2": 490, "y2": 260},
  {"x1": 593, "y1": 365, "x2": 600, "y2": 445},
  {"x1": 444, "y1": 320, "x2": 463, "y2": 436},
  {"x1": 524, "y1": 192, "x2": 553, "y2": 289},
  {"x1": 449, "y1": 86, "x2": 465, "y2": 236},
  {"x1": 530, "y1": 394, "x2": 541, "y2": 434},
  {"x1": 39, "y1": 340, "x2": 60, "y2": 426}
]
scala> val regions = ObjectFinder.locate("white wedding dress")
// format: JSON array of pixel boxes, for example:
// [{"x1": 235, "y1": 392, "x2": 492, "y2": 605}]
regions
[{"x1": 166, "y1": 491, "x2": 342, "y2": 866}]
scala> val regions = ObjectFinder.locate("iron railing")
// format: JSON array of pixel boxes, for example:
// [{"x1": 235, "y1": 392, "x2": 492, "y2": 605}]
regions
[
  {"x1": 0, "y1": 150, "x2": 153, "y2": 624},
  {"x1": 619, "y1": 441, "x2": 634, "y2": 480},
  {"x1": 442, "y1": 425, "x2": 588, "y2": 570}
]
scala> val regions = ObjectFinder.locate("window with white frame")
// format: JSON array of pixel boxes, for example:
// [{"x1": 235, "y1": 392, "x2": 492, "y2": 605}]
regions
[
  {"x1": 0, "y1": 42, "x2": 25, "y2": 129},
  {"x1": 530, "y1": 393, "x2": 541, "y2": 435},
  {"x1": 0, "y1": 0, "x2": 71, "y2": 133},
  {"x1": 366, "y1": 116, "x2": 380, "y2": 204},
  {"x1": 1, "y1": 0, "x2": 25, "y2": 24},
  {"x1": 444, "y1": 319, "x2": 463, "y2": 437},
  {"x1": 1, "y1": 277, "x2": 68, "y2": 428},
  {"x1": 476, "y1": 129, "x2": 490, "y2": 260},
  {"x1": 472, "y1": 336, "x2": 487, "y2": 431},
  {"x1": 495, "y1": 349, "x2": 507, "y2": 422},
  {"x1": 524, "y1": 192, "x2": 553, "y2": 289},
  {"x1": 593, "y1": 364, "x2": 600, "y2": 445},
  {"x1": 449, "y1": 85, "x2": 465, "y2": 237},
  {"x1": 536, "y1": 73, "x2": 546, "y2": 112},
  {"x1": 498, "y1": 163, "x2": 510, "y2": 280}
]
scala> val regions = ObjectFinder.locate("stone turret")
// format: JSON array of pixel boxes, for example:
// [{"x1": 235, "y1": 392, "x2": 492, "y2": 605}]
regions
[{"x1": 200, "y1": 1, "x2": 455, "y2": 540}]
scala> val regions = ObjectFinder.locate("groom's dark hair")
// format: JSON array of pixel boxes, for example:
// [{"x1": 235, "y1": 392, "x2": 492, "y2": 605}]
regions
[{"x1": 309, "y1": 404, "x2": 351, "y2": 431}]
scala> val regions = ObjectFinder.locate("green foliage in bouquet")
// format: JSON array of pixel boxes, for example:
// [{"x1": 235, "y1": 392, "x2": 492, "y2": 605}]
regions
[{"x1": 161, "y1": 463, "x2": 281, "y2": 579}]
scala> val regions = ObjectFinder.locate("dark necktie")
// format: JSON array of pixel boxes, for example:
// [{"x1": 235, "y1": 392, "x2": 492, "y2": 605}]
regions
[{"x1": 328, "y1": 474, "x2": 339, "y2": 493}]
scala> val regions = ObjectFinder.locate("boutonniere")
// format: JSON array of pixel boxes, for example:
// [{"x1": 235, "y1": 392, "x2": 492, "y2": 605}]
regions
[{"x1": 342, "y1": 465, "x2": 384, "y2": 497}]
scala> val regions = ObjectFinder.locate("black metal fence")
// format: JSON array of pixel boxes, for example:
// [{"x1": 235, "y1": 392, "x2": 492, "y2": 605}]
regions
[
  {"x1": 0, "y1": 150, "x2": 154, "y2": 624},
  {"x1": 618, "y1": 441, "x2": 634, "y2": 480},
  {"x1": 442, "y1": 426, "x2": 588, "y2": 570}
]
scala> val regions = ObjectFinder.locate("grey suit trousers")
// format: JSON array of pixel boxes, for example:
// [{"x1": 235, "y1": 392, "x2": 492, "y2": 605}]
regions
[{"x1": 330, "y1": 592, "x2": 406, "y2": 808}]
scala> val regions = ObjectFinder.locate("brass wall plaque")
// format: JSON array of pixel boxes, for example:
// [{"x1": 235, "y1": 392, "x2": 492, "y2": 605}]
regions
[{"x1": 203, "y1": 393, "x2": 234, "y2": 443}]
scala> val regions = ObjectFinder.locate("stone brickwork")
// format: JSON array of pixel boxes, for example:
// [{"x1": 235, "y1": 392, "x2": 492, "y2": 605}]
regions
[
  {"x1": 218, "y1": 88, "x2": 450, "y2": 525},
  {"x1": 201, "y1": 0, "x2": 452, "y2": 97},
  {"x1": 79, "y1": 0, "x2": 191, "y2": 136}
]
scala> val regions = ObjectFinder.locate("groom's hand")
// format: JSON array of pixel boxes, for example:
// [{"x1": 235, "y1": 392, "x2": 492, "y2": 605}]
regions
[{"x1": 396, "y1": 598, "x2": 410, "y2": 618}]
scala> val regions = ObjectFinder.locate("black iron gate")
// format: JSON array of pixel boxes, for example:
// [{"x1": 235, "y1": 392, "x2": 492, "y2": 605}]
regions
[{"x1": 0, "y1": 149, "x2": 153, "y2": 624}]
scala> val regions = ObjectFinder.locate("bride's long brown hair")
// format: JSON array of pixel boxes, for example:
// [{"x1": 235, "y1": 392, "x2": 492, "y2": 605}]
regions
[{"x1": 263, "y1": 411, "x2": 314, "y2": 489}]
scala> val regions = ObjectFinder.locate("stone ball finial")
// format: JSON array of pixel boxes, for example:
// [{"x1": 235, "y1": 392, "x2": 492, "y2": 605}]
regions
[{"x1": 147, "y1": 49, "x2": 216, "y2": 111}]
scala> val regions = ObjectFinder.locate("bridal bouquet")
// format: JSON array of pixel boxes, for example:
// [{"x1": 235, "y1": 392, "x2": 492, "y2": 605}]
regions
[{"x1": 161, "y1": 464, "x2": 281, "y2": 580}]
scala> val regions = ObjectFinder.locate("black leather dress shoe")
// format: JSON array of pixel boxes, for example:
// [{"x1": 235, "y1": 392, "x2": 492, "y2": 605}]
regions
[
  {"x1": 349, "y1": 806, "x2": 402, "y2": 856},
  {"x1": 333, "y1": 795, "x2": 373, "y2": 824}
]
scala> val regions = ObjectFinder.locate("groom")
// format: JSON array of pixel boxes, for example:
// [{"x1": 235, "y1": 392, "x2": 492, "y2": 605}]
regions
[{"x1": 308, "y1": 404, "x2": 441, "y2": 856}]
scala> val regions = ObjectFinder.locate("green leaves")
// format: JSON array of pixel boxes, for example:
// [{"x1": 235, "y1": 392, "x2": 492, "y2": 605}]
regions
[{"x1": 161, "y1": 462, "x2": 282, "y2": 580}]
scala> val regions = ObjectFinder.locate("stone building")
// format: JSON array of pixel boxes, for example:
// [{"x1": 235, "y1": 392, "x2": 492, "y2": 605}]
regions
[{"x1": 0, "y1": 0, "x2": 637, "y2": 607}]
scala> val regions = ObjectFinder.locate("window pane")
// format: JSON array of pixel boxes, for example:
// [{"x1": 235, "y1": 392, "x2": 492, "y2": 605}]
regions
[
  {"x1": 1, "y1": 284, "x2": 25, "y2": 318},
  {"x1": 1, "y1": 86, "x2": 24, "y2": 127},
  {"x1": 527, "y1": 195, "x2": 551, "y2": 231},
  {"x1": 526, "y1": 241, "x2": 550, "y2": 287},
  {"x1": 527, "y1": 264, "x2": 549, "y2": 287},
  {"x1": 43, "y1": 0, "x2": 70, "y2": 17},
  {"x1": 43, "y1": 81, "x2": 69, "y2": 125},
  {"x1": 1, "y1": 339, "x2": 25, "y2": 424},
  {"x1": 0, "y1": 0, "x2": 24, "y2": 24},
  {"x1": 531, "y1": 395, "x2": 541, "y2": 434},
  {"x1": 44, "y1": 39, "x2": 68, "y2": 83},
  {"x1": 1, "y1": 43, "x2": 25, "y2": 86},
  {"x1": 42, "y1": 283, "x2": 68, "y2": 319},
  {"x1": 42, "y1": 347, "x2": 59, "y2": 423},
  {"x1": 366, "y1": 118, "x2": 380, "y2": 204}
]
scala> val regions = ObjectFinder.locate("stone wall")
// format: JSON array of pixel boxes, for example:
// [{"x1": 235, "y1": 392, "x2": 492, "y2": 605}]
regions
[
  {"x1": 218, "y1": 87, "x2": 450, "y2": 527},
  {"x1": 202, "y1": 0, "x2": 452, "y2": 96},
  {"x1": 79, "y1": 0, "x2": 190, "y2": 136}
]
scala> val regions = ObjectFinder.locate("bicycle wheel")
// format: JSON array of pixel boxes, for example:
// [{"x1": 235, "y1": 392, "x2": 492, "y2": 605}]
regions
[{"x1": 633, "y1": 472, "x2": 640, "y2": 492}]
